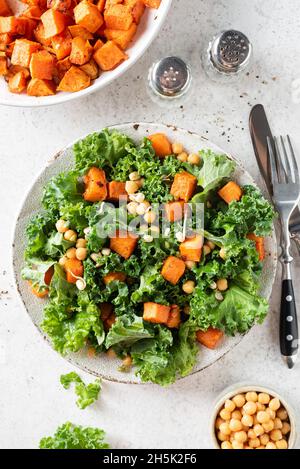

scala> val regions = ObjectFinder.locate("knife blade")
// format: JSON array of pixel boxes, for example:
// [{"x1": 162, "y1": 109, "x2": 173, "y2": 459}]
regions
[{"x1": 249, "y1": 104, "x2": 300, "y2": 238}]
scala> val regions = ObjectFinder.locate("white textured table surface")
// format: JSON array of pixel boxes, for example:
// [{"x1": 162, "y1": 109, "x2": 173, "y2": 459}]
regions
[{"x1": 1, "y1": 0, "x2": 300, "y2": 449}]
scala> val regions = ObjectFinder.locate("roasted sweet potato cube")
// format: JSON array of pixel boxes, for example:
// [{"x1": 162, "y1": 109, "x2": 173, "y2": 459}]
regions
[
  {"x1": 105, "y1": 312, "x2": 116, "y2": 329},
  {"x1": 27, "y1": 77, "x2": 56, "y2": 96},
  {"x1": 64, "y1": 258, "x2": 84, "y2": 284},
  {"x1": 0, "y1": 53, "x2": 7, "y2": 75},
  {"x1": 11, "y1": 39, "x2": 41, "y2": 68},
  {"x1": 165, "y1": 201, "x2": 185, "y2": 222},
  {"x1": 96, "y1": 0, "x2": 106, "y2": 12},
  {"x1": 8, "y1": 72, "x2": 26, "y2": 94},
  {"x1": 4, "y1": 64, "x2": 30, "y2": 81},
  {"x1": 100, "y1": 302, "x2": 113, "y2": 322},
  {"x1": 41, "y1": 8, "x2": 68, "y2": 38},
  {"x1": 108, "y1": 181, "x2": 128, "y2": 201},
  {"x1": 103, "y1": 272, "x2": 127, "y2": 285},
  {"x1": 93, "y1": 40, "x2": 127, "y2": 70},
  {"x1": 70, "y1": 36, "x2": 93, "y2": 65},
  {"x1": 79, "y1": 58, "x2": 99, "y2": 79},
  {"x1": 22, "y1": 6, "x2": 44, "y2": 19},
  {"x1": 166, "y1": 305, "x2": 181, "y2": 329},
  {"x1": 179, "y1": 234, "x2": 203, "y2": 262},
  {"x1": 143, "y1": 0, "x2": 161, "y2": 8},
  {"x1": 0, "y1": 17, "x2": 26, "y2": 34},
  {"x1": 110, "y1": 230, "x2": 138, "y2": 259},
  {"x1": 94, "y1": 38, "x2": 104, "y2": 51},
  {"x1": 47, "y1": 0, "x2": 72, "y2": 12},
  {"x1": 83, "y1": 166, "x2": 107, "y2": 201},
  {"x1": 74, "y1": 1, "x2": 104, "y2": 34},
  {"x1": 247, "y1": 233, "x2": 265, "y2": 261},
  {"x1": 104, "y1": 4, "x2": 133, "y2": 30},
  {"x1": 68, "y1": 24, "x2": 93, "y2": 40},
  {"x1": 161, "y1": 256, "x2": 186, "y2": 285},
  {"x1": 218, "y1": 181, "x2": 243, "y2": 204},
  {"x1": 196, "y1": 327, "x2": 224, "y2": 349},
  {"x1": 55, "y1": 55, "x2": 71, "y2": 80},
  {"x1": 143, "y1": 302, "x2": 170, "y2": 324},
  {"x1": 148, "y1": 133, "x2": 172, "y2": 157},
  {"x1": 170, "y1": 171, "x2": 197, "y2": 202},
  {"x1": 57, "y1": 65, "x2": 90, "y2": 91},
  {"x1": 51, "y1": 29, "x2": 72, "y2": 60},
  {"x1": 0, "y1": 0, "x2": 12, "y2": 16},
  {"x1": 124, "y1": 0, "x2": 145, "y2": 23},
  {"x1": 104, "y1": 23, "x2": 137, "y2": 49},
  {"x1": 34, "y1": 23, "x2": 52, "y2": 46},
  {"x1": 19, "y1": 17, "x2": 38, "y2": 40},
  {"x1": 0, "y1": 32, "x2": 12, "y2": 45},
  {"x1": 30, "y1": 49, "x2": 55, "y2": 79}
]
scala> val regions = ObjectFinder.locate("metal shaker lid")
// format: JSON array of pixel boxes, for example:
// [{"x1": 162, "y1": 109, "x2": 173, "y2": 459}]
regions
[
  {"x1": 209, "y1": 30, "x2": 252, "y2": 73},
  {"x1": 149, "y1": 56, "x2": 191, "y2": 98}
]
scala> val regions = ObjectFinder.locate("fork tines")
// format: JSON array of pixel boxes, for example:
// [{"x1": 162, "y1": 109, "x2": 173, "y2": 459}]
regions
[{"x1": 267, "y1": 135, "x2": 299, "y2": 185}]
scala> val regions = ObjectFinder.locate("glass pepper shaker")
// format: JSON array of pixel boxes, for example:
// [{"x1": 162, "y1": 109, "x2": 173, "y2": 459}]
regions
[
  {"x1": 147, "y1": 56, "x2": 192, "y2": 107},
  {"x1": 202, "y1": 30, "x2": 252, "y2": 83}
]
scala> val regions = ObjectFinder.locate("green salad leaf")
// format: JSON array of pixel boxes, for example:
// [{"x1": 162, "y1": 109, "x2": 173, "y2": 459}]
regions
[
  {"x1": 105, "y1": 315, "x2": 153, "y2": 349},
  {"x1": 39, "y1": 422, "x2": 109, "y2": 449},
  {"x1": 60, "y1": 372, "x2": 101, "y2": 409}
]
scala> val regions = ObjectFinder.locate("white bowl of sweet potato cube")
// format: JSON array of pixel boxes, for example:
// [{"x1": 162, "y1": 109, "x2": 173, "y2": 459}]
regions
[{"x1": 0, "y1": 0, "x2": 172, "y2": 107}]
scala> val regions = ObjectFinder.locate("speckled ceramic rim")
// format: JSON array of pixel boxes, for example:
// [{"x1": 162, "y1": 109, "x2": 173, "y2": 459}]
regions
[
  {"x1": 0, "y1": 1, "x2": 172, "y2": 108},
  {"x1": 11, "y1": 122, "x2": 278, "y2": 385},
  {"x1": 210, "y1": 383, "x2": 297, "y2": 449}
]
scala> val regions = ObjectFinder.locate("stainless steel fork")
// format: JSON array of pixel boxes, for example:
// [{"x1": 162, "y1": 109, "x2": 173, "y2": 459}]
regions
[{"x1": 267, "y1": 136, "x2": 300, "y2": 368}]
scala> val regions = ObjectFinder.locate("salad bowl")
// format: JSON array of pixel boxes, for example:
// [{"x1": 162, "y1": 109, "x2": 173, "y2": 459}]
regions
[{"x1": 12, "y1": 123, "x2": 278, "y2": 384}]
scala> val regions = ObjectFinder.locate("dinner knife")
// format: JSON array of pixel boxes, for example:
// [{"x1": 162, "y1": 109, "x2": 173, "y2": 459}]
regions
[{"x1": 249, "y1": 104, "x2": 300, "y2": 251}]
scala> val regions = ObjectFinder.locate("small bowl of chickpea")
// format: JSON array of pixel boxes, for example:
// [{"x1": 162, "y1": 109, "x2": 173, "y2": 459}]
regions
[{"x1": 211, "y1": 384, "x2": 296, "y2": 449}]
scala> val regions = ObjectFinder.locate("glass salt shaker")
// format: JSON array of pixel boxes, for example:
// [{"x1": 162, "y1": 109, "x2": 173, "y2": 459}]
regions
[
  {"x1": 147, "y1": 56, "x2": 192, "y2": 107},
  {"x1": 202, "y1": 30, "x2": 252, "y2": 83}
]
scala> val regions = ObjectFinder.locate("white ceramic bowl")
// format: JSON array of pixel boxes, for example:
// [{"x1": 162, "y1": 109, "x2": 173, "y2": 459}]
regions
[
  {"x1": 210, "y1": 383, "x2": 297, "y2": 449},
  {"x1": 0, "y1": 0, "x2": 172, "y2": 107},
  {"x1": 12, "y1": 123, "x2": 277, "y2": 384}
]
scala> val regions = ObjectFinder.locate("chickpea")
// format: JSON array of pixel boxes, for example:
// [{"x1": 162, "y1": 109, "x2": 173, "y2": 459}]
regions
[
  {"x1": 244, "y1": 446, "x2": 254, "y2": 450},
  {"x1": 231, "y1": 410, "x2": 242, "y2": 420},
  {"x1": 144, "y1": 210, "x2": 156, "y2": 224},
  {"x1": 276, "y1": 439, "x2": 288, "y2": 449},
  {"x1": 183, "y1": 305, "x2": 190, "y2": 315},
  {"x1": 262, "y1": 420, "x2": 275, "y2": 433},
  {"x1": 217, "y1": 431, "x2": 230, "y2": 442},
  {"x1": 256, "y1": 402, "x2": 266, "y2": 412},
  {"x1": 215, "y1": 291, "x2": 224, "y2": 301},
  {"x1": 64, "y1": 229, "x2": 77, "y2": 242},
  {"x1": 274, "y1": 417, "x2": 283, "y2": 430},
  {"x1": 256, "y1": 445, "x2": 265, "y2": 449},
  {"x1": 101, "y1": 248, "x2": 111, "y2": 256},
  {"x1": 234, "y1": 431, "x2": 247, "y2": 443},
  {"x1": 172, "y1": 142, "x2": 183, "y2": 154},
  {"x1": 185, "y1": 260, "x2": 196, "y2": 270},
  {"x1": 241, "y1": 414, "x2": 253, "y2": 427},
  {"x1": 257, "y1": 411, "x2": 270, "y2": 424},
  {"x1": 66, "y1": 247, "x2": 77, "y2": 259},
  {"x1": 219, "y1": 422, "x2": 231, "y2": 436},
  {"x1": 246, "y1": 391, "x2": 258, "y2": 402},
  {"x1": 270, "y1": 429, "x2": 282, "y2": 442},
  {"x1": 182, "y1": 280, "x2": 195, "y2": 294},
  {"x1": 266, "y1": 408, "x2": 276, "y2": 420},
  {"x1": 56, "y1": 219, "x2": 69, "y2": 233},
  {"x1": 265, "y1": 442, "x2": 277, "y2": 449},
  {"x1": 219, "y1": 408, "x2": 231, "y2": 421},
  {"x1": 269, "y1": 398, "x2": 281, "y2": 412},
  {"x1": 129, "y1": 171, "x2": 140, "y2": 181},
  {"x1": 127, "y1": 201, "x2": 139, "y2": 215},
  {"x1": 216, "y1": 278, "x2": 228, "y2": 291},
  {"x1": 136, "y1": 202, "x2": 150, "y2": 216},
  {"x1": 229, "y1": 419, "x2": 242, "y2": 432},
  {"x1": 90, "y1": 252, "x2": 101, "y2": 263},
  {"x1": 106, "y1": 348, "x2": 117, "y2": 358},
  {"x1": 125, "y1": 180, "x2": 139, "y2": 194},
  {"x1": 248, "y1": 429, "x2": 256, "y2": 439},
  {"x1": 253, "y1": 424, "x2": 264, "y2": 437},
  {"x1": 122, "y1": 355, "x2": 132, "y2": 368},
  {"x1": 131, "y1": 192, "x2": 145, "y2": 203},
  {"x1": 252, "y1": 415, "x2": 259, "y2": 426},
  {"x1": 177, "y1": 152, "x2": 188, "y2": 162},
  {"x1": 143, "y1": 234, "x2": 154, "y2": 243},
  {"x1": 281, "y1": 422, "x2": 291, "y2": 435},
  {"x1": 219, "y1": 247, "x2": 227, "y2": 259},
  {"x1": 188, "y1": 153, "x2": 201, "y2": 165},
  {"x1": 215, "y1": 417, "x2": 225, "y2": 429},
  {"x1": 248, "y1": 437, "x2": 260, "y2": 448},
  {"x1": 260, "y1": 433, "x2": 270, "y2": 446},
  {"x1": 258, "y1": 392, "x2": 270, "y2": 405},
  {"x1": 224, "y1": 399, "x2": 236, "y2": 412},
  {"x1": 76, "y1": 247, "x2": 87, "y2": 261},
  {"x1": 76, "y1": 238, "x2": 87, "y2": 248},
  {"x1": 277, "y1": 408, "x2": 288, "y2": 421},
  {"x1": 232, "y1": 440, "x2": 244, "y2": 450},
  {"x1": 203, "y1": 244, "x2": 211, "y2": 255},
  {"x1": 243, "y1": 401, "x2": 257, "y2": 415},
  {"x1": 206, "y1": 240, "x2": 215, "y2": 250},
  {"x1": 221, "y1": 441, "x2": 232, "y2": 450}
]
